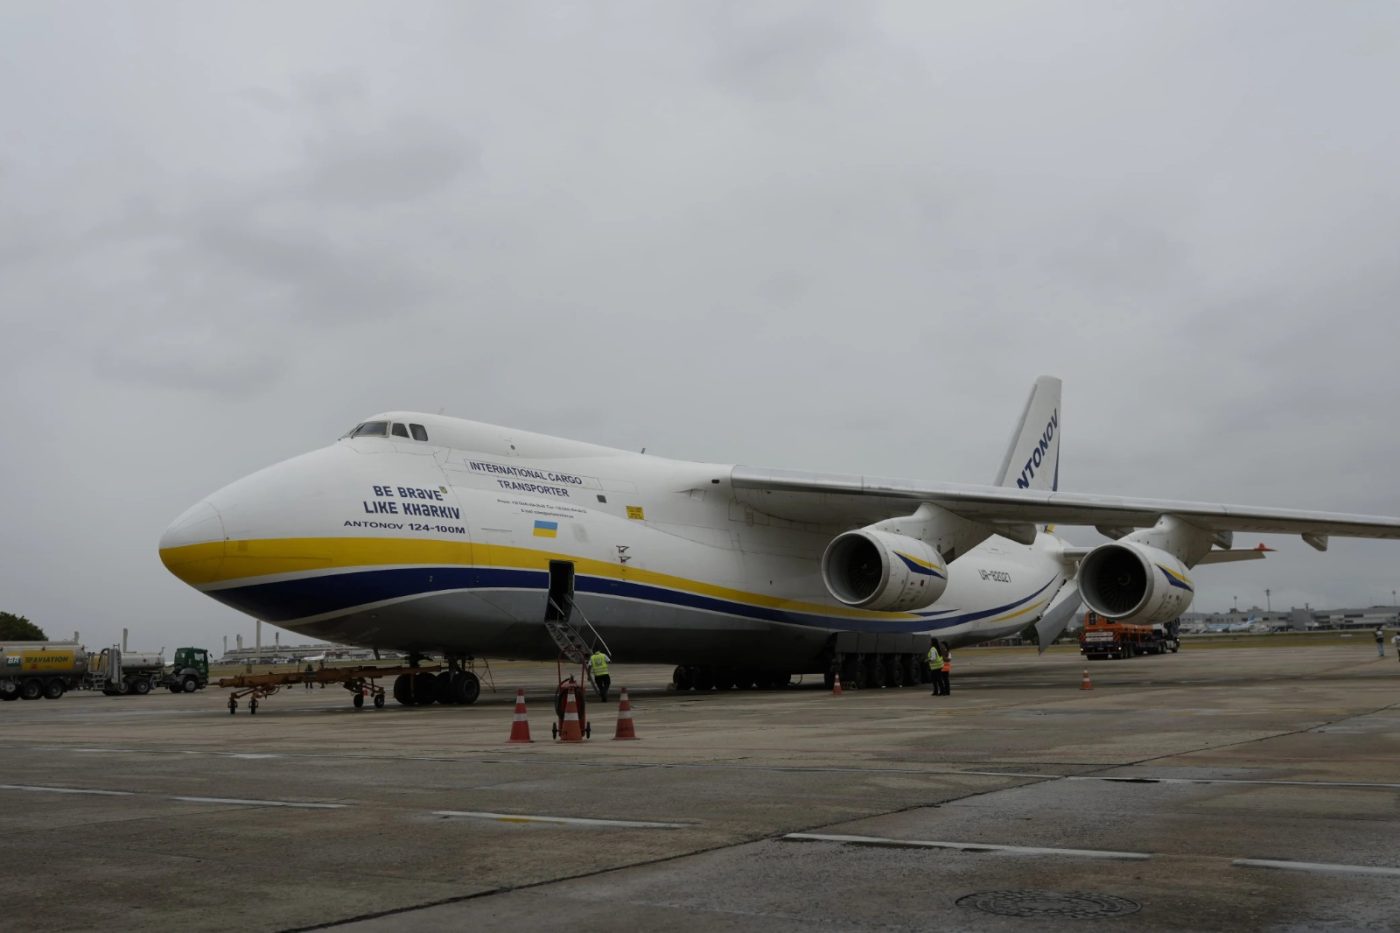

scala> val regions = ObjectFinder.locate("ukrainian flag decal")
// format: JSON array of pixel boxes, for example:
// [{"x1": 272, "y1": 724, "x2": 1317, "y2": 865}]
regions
[{"x1": 533, "y1": 520, "x2": 559, "y2": 538}]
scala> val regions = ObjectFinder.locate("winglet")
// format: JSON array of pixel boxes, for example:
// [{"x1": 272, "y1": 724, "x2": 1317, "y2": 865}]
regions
[{"x1": 994, "y1": 376, "x2": 1062, "y2": 492}]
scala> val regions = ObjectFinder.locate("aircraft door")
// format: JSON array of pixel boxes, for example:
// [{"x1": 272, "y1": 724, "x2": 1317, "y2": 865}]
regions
[{"x1": 547, "y1": 560, "x2": 575, "y2": 622}]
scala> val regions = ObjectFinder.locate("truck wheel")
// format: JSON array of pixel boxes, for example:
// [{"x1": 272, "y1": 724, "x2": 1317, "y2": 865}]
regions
[
  {"x1": 44, "y1": 679, "x2": 66, "y2": 699},
  {"x1": 19, "y1": 679, "x2": 43, "y2": 700},
  {"x1": 133, "y1": 679, "x2": 151, "y2": 695},
  {"x1": 0, "y1": 691, "x2": 18, "y2": 701},
  {"x1": 182, "y1": 676, "x2": 199, "y2": 693}
]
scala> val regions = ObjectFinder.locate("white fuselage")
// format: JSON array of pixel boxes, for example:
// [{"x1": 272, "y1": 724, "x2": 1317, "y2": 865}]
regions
[{"x1": 159, "y1": 412, "x2": 1071, "y2": 671}]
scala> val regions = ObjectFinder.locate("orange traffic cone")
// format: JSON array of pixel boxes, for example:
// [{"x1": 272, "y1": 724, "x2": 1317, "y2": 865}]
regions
[
  {"x1": 558, "y1": 686, "x2": 584, "y2": 742},
  {"x1": 1080, "y1": 669, "x2": 1093, "y2": 691},
  {"x1": 507, "y1": 688, "x2": 533, "y2": 743},
  {"x1": 832, "y1": 673, "x2": 843, "y2": 696},
  {"x1": 613, "y1": 687, "x2": 639, "y2": 740}
]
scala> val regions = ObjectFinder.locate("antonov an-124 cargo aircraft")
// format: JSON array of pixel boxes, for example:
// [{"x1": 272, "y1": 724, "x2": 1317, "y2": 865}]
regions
[{"x1": 159, "y1": 378, "x2": 1400, "y2": 704}]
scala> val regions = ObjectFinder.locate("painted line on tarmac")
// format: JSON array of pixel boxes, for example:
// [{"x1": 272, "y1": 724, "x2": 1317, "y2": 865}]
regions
[
  {"x1": 0, "y1": 783, "x2": 134, "y2": 797},
  {"x1": 432, "y1": 809, "x2": 692, "y2": 829},
  {"x1": 782, "y1": 832, "x2": 1151, "y2": 861},
  {"x1": 1070, "y1": 775, "x2": 1400, "y2": 790},
  {"x1": 1234, "y1": 858, "x2": 1400, "y2": 878},
  {"x1": 171, "y1": 796, "x2": 348, "y2": 809}
]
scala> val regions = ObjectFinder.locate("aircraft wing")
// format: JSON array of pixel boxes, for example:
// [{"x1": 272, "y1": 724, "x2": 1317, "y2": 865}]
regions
[{"x1": 729, "y1": 466, "x2": 1400, "y2": 545}]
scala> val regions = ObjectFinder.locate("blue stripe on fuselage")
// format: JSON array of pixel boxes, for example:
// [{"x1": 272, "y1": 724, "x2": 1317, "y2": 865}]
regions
[{"x1": 198, "y1": 566, "x2": 1060, "y2": 635}]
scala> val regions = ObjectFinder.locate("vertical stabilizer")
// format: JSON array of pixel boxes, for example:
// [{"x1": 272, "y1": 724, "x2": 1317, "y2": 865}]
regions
[{"x1": 993, "y1": 376, "x2": 1062, "y2": 491}]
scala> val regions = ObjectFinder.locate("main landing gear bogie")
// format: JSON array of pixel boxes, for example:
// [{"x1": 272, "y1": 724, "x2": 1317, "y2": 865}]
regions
[
  {"x1": 391, "y1": 670, "x2": 481, "y2": 707},
  {"x1": 671, "y1": 665, "x2": 797, "y2": 693}
]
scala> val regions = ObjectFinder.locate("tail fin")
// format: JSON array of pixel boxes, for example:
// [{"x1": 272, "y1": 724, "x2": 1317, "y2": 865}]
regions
[{"x1": 993, "y1": 376, "x2": 1062, "y2": 491}]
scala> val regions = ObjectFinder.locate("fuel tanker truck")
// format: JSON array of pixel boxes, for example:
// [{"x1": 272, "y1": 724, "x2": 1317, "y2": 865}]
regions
[
  {"x1": 84, "y1": 646, "x2": 166, "y2": 696},
  {"x1": 0, "y1": 642, "x2": 88, "y2": 700}
]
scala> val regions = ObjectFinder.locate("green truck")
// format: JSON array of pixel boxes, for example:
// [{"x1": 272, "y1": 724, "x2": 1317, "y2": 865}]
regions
[{"x1": 161, "y1": 647, "x2": 210, "y2": 693}]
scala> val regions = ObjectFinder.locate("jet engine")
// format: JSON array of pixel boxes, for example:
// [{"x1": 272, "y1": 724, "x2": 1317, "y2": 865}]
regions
[
  {"x1": 821, "y1": 529, "x2": 949, "y2": 612},
  {"x1": 1079, "y1": 542, "x2": 1195, "y2": 625}
]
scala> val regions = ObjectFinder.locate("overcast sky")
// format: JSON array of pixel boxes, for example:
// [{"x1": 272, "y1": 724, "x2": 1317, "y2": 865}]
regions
[{"x1": 4, "y1": 1, "x2": 1399, "y2": 652}]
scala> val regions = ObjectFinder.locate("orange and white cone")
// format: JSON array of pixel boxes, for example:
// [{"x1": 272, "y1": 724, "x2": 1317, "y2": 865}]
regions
[
  {"x1": 832, "y1": 673, "x2": 843, "y2": 696},
  {"x1": 559, "y1": 687, "x2": 584, "y2": 742},
  {"x1": 1080, "y1": 669, "x2": 1093, "y2": 691},
  {"x1": 507, "y1": 688, "x2": 533, "y2": 743},
  {"x1": 613, "y1": 687, "x2": 639, "y2": 740}
]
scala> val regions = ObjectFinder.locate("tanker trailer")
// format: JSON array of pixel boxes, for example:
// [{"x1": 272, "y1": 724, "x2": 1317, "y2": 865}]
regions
[
  {"x1": 0, "y1": 643, "x2": 88, "y2": 700},
  {"x1": 85, "y1": 646, "x2": 165, "y2": 696}
]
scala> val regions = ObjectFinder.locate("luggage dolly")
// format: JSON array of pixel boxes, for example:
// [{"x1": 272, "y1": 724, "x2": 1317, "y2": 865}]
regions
[{"x1": 550, "y1": 676, "x2": 592, "y2": 740}]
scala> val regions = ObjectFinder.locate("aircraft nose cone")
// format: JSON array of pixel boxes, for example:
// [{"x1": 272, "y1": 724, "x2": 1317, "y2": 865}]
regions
[{"x1": 159, "y1": 500, "x2": 226, "y2": 587}]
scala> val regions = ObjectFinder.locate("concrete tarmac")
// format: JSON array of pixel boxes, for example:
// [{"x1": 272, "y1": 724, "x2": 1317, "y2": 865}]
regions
[{"x1": 2, "y1": 645, "x2": 1398, "y2": 932}]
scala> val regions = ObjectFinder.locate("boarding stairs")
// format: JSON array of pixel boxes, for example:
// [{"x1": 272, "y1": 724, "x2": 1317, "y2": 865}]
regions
[{"x1": 545, "y1": 597, "x2": 611, "y2": 666}]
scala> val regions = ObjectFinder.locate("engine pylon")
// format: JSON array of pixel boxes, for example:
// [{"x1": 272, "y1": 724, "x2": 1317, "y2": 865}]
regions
[
  {"x1": 507, "y1": 688, "x2": 533, "y2": 743},
  {"x1": 613, "y1": 687, "x2": 639, "y2": 740}
]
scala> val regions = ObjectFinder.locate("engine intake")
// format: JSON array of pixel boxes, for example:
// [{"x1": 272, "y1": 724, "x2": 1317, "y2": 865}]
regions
[
  {"x1": 821, "y1": 529, "x2": 948, "y2": 612},
  {"x1": 1079, "y1": 542, "x2": 1194, "y2": 624}
]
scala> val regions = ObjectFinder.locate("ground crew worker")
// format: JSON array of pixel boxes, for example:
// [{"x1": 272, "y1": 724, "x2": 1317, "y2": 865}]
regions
[
  {"x1": 1393, "y1": 631, "x2": 1400, "y2": 662},
  {"x1": 927, "y1": 641, "x2": 944, "y2": 696},
  {"x1": 304, "y1": 662, "x2": 314, "y2": 690},
  {"x1": 1376, "y1": 627, "x2": 1386, "y2": 658},
  {"x1": 590, "y1": 648, "x2": 612, "y2": 702},
  {"x1": 939, "y1": 642, "x2": 952, "y2": 696}
]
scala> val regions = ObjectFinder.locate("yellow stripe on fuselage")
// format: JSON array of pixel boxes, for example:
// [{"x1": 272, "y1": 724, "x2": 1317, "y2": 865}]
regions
[{"x1": 158, "y1": 536, "x2": 927, "y2": 622}]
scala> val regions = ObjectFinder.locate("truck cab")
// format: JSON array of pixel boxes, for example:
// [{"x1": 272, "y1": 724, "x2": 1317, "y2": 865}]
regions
[{"x1": 166, "y1": 647, "x2": 210, "y2": 693}]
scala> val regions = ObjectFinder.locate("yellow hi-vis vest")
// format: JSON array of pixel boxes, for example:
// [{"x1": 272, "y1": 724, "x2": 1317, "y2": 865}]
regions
[
  {"x1": 590, "y1": 652, "x2": 609, "y2": 676},
  {"x1": 927, "y1": 647, "x2": 942, "y2": 670}
]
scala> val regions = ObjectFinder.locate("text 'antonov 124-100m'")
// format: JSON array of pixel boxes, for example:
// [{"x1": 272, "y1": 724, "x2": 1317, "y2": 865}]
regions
[{"x1": 159, "y1": 378, "x2": 1400, "y2": 704}]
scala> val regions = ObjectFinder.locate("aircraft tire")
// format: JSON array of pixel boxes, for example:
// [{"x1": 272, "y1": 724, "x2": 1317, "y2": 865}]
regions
[
  {"x1": 436, "y1": 671, "x2": 457, "y2": 704},
  {"x1": 900, "y1": 655, "x2": 918, "y2": 686},
  {"x1": 693, "y1": 667, "x2": 715, "y2": 691},
  {"x1": 713, "y1": 668, "x2": 734, "y2": 691},
  {"x1": 392, "y1": 674, "x2": 412, "y2": 706},
  {"x1": 412, "y1": 672, "x2": 437, "y2": 706},
  {"x1": 672, "y1": 666, "x2": 693, "y2": 691},
  {"x1": 885, "y1": 656, "x2": 903, "y2": 688},
  {"x1": 823, "y1": 669, "x2": 835, "y2": 690},
  {"x1": 452, "y1": 672, "x2": 480, "y2": 705}
]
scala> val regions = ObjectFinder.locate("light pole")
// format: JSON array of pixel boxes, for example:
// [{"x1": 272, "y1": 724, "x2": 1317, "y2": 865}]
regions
[
  {"x1": 1265, "y1": 589, "x2": 1271, "y2": 613},
  {"x1": 1232, "y1": 595, "x2": 1238, "y2": 613}
]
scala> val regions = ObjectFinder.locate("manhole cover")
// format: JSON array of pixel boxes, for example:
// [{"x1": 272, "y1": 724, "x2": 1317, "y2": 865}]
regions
[{"x1": 956, "y1": 890, "x2": 1141, "y2": 920}]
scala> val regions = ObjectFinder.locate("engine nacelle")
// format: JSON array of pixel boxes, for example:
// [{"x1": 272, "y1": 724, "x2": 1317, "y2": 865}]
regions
[
  {"x1": 821, "y1": 529, "x2": 949, "y2": 612},
  {"x1": 1079, "y1": 542, "x2": 1195, "y2": 625}
]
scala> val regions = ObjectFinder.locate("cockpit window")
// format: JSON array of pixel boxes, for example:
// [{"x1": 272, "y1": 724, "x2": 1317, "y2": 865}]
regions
[
  {"x1": 351, "y1": 421, "x2": 388, "y2": 438},
  {"x1": 410, "y1": 423, "x2": 428, "y2": 442},
  {"x1": 391, "y1": 423, "x2": 409, "y2": 438}
]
